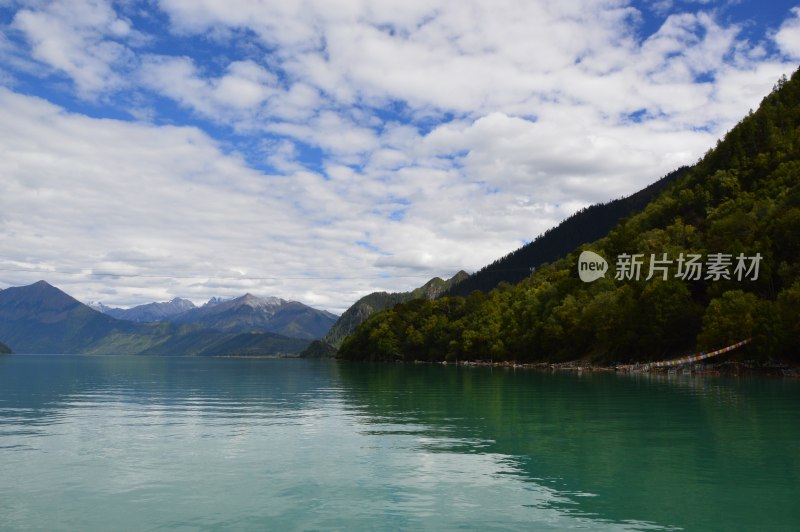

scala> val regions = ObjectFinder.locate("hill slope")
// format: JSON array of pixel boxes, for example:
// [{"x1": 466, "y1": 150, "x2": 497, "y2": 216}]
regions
[
  {"x1": 325, "y1": 271, "x2": 468, "y2": 348},
  {"x1": 301, "y1": 271, "x2": 467, "y2": 357},
  {"x1": 445, "y1": 167, "x2": 687, "y2": 297},
  {"x1": 340, "y1": 70, "x2": 800, "y2": 364},
  {"x1": 0, "y1": 281, "x2": 141, "y2": 354}
]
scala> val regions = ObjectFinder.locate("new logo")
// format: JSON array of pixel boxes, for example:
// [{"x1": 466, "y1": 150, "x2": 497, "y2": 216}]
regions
[{"x1": 578, "y1": 250, "x2": 608, "y2": 282}]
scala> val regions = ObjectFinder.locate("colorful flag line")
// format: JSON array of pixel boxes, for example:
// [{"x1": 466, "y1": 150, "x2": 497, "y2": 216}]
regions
[{"x1": 643, "y1": 339, "x2": 752, "y2": 369}]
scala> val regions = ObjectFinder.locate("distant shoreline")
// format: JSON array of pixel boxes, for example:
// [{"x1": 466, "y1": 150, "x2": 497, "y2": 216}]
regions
[
  {"x1": 7, "y1": 352, "x2": 799, "y2": 377},
  {"x1": 402, "y1": 358, "x2": 800, "y2": 378},
  {"x1": 211, "y1": 354, "x2": 302, "y2": 359}
]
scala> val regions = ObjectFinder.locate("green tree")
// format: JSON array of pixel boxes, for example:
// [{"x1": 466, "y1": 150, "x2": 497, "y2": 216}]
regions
[{"x1": 697, "y1": 290, "x2": 759, "y2": 351}]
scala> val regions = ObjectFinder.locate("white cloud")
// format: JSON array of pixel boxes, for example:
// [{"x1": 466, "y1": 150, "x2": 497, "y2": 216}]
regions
[
  {"x1": 267, "y1": 111, "x2": 380, "y2": 159},
  {"x1": 11, "y1": 0, "x2": 138, "y2": 95},
  {"x1": 0, "y1": 0, "x2": 798, "y2": 311},
  {"x1": 0, "y1": 89, "x2": 498, "y2": 311},
  {"x1": 150, "y1": 0, "x2": 796, "y2": 141},
  {"x1": 638, "y1": 12, "x2": 738, "y2": 79},
  {"x1": 139, "y1": 55, "x2": 278, "y2": 122},
  {"x1": 775, "y1": 6, "x2": 800, "y2": 59}
]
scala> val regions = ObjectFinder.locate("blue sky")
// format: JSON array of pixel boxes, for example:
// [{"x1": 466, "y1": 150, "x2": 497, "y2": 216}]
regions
[{"x1": 0, "y1": 0, "x2": 798, "y2": 312}]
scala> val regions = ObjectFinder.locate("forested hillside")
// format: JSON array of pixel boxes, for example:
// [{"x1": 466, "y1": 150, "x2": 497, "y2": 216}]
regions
[
  {"x1": 340, "y1": 70, "x2": 800, "y2": 364},
  {"x1": 445, "y1": 166, "x2": 687, "y2": 296},
  {"x1": 301, "y1": 271, "x2": 467, "y2": 357}
]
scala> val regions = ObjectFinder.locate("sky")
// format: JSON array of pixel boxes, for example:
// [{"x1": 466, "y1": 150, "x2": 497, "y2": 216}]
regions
[{"x1": 0, "y1": 0, "x2": 798, "y2": 313}]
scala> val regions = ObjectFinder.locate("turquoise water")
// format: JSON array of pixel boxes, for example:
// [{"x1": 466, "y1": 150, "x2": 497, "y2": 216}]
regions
[{"x1": 0, "y1": 355, "x2": 798, "y2": 530}]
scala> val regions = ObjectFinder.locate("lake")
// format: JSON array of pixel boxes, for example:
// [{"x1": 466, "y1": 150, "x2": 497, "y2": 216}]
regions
[{"x1": 0, "y1": 355, "x2": 798, "y2": 530}]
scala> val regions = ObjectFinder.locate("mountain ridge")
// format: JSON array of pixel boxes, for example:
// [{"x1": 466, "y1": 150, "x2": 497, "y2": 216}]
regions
[
  {"x1": 444, "y1": 166, "x2": 688, "y2": 297},
  {"x1": 93, "y1": 297, "x2": 197, "y2": 322},
  {"x1": 88, "y1": 292, "x2": 337, "y2": 340},
  {"x1": 0, "y1": 281, "x2": 311, "y2": 356},
  {"x1": 167, "y1": 293, "x2": 337, "y2": 340}
]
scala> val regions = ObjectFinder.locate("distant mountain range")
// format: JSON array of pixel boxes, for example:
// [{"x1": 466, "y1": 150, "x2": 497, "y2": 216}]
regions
[
  {"x1": 0, "y1": 281, "x2": 332, "y2": 356},
  {"x1": 167, "y1": 294, "x2": 337, "y2": 339},
  {"x1": 90, "y1": 297, "x2": 196, "y2": 322},
  {"x1": 90, "y1": 293, "x2": 337, "y2": 340},
  {"x1": 301, "y1": 271, "x2": 468, "y2": 357}
]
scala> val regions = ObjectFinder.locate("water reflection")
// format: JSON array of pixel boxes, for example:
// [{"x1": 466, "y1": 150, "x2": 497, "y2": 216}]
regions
[
  {"x1": 335, "y1": 362, "x2": 800, "y2": 531},
  {"x1": 0, "y1": 355, "x2": 341, "y2": 458},
  {"x1": 0, "y1": 355, "x2": 797, "y2": 530}
]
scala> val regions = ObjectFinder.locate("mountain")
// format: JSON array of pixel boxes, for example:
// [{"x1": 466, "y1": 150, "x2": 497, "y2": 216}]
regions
[
  {"x1": 0, "y1": 341, "x2": 11, "y2": 354},
  {"x1": 94, "y1": 297, "x2": 197, "y2": 322},
  {"x1": 313, "y1": 163, "x2": 687, "y2": 356},
  {"x1": 167, "y1": 294, "x2": 338, "y2": 340},
  {"x1": 0, "y1": 281, "x2": 310, "y2": 356},
  {"x1": 339, "y1": 69, "x2": 800, "y2": 365},
  {"x1": 0, "y1": 281, "x2": 138, "y2": 354},
  {"x1": 301, "y1": 271, "x2": 467, "y2": 357},
  {"x1": 203, "y1": 296, "x2": 229, "y2": 307},
  {"x1": 87, "y1": 292, "x2": 337, "y2": 340},
  {"x1": 445, "y1": 166, "x2": 688, "y2": 297},
  {"x1": 87, "y1": 301, "x2": 114, "y2": 313},
  {"x1": 323, "y1": 270, "x2": 467, "y2": 348},
  {"x1": 410, "y1": 272, "x2": 470, "y2": 299}
]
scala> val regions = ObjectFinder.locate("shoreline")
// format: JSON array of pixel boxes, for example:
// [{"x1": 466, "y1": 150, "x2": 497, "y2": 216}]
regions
[{"x1": 407, "y1": 358, "x2": 800, "y2": 378}]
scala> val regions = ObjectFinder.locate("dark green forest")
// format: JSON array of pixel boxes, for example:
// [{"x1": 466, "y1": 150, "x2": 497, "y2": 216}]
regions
[{"x1": 339, "y1": 69, "x2": 800, "y2": 364}]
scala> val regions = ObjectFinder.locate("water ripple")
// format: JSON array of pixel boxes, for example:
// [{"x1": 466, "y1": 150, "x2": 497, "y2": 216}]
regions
[{"x1": 1, "y1": 355, "x2": 798, "y2": 531}]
